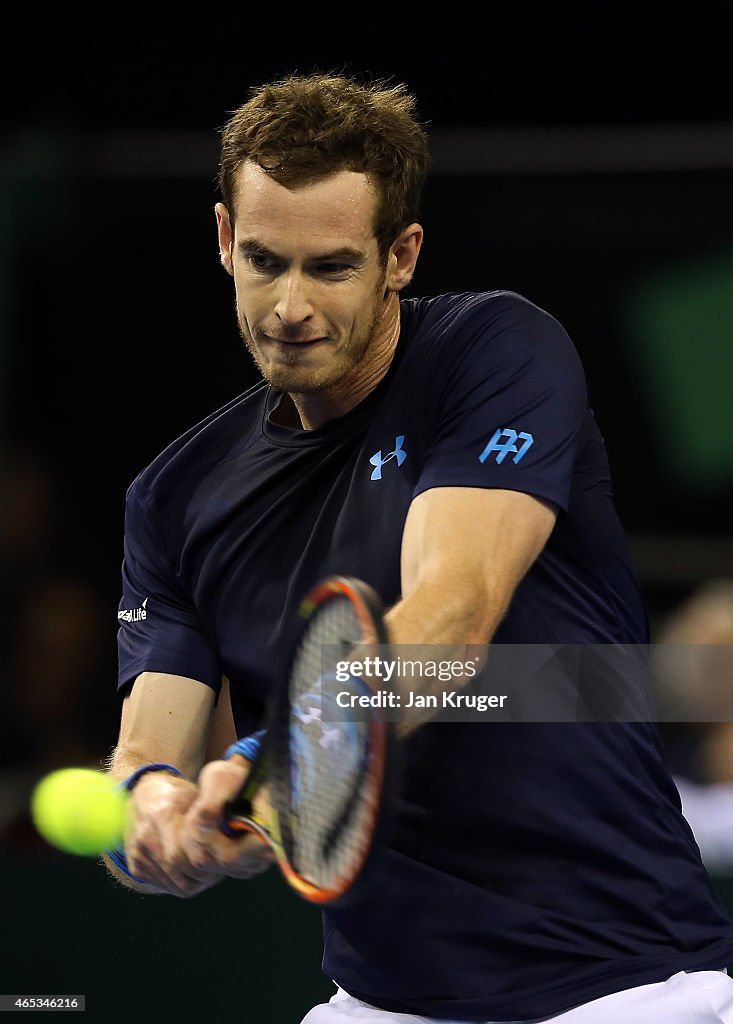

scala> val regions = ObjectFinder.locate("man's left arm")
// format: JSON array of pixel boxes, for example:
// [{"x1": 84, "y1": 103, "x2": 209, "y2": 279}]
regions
[{"x1": 385, "y1": 485, "x2": 557, "y2": 732}]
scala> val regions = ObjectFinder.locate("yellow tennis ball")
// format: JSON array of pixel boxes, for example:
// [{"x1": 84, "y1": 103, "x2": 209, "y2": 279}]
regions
[{"x1": 30, "y1": 768, "x2": 130, "y2": 857}]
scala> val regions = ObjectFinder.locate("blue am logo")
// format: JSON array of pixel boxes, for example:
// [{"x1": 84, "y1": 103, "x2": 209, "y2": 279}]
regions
[{"x1": 479, "y1": 428, "x2": 534, "y2": 465}]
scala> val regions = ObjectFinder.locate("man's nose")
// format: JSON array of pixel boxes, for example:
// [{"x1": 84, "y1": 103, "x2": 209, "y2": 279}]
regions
[{"x1": 274, "y1": 271, "x2": 314, "y2": 324}]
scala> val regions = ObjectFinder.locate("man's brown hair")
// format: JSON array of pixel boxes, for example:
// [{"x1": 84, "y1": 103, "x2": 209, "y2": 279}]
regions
[{"x1": 218, "y1": 72, "x2": 429, "y2": 261}]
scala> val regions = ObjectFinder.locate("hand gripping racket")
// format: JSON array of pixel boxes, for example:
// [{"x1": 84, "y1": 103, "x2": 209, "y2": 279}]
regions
[{"x1": 221, "y1": 576, "x2": 398, "y2": 905}]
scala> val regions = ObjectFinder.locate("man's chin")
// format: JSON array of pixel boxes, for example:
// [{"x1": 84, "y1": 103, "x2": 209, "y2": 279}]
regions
[{"x1": 262, "y1": 366, "x2": 334, "y2": 394}]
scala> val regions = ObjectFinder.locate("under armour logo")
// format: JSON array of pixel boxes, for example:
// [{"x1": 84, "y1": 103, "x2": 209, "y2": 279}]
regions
[
  {"x1": 295, "y1": 704, "x2": 321, "y2": 725},
  {"x1": 370, "y1": 435, "x2": 407, "y2": 480},
  {"x1": 319, "y1": 725, "x2": 341, "y2": 749},
  {"x1": 478, "y1": 428, "x2": 534, "y2": 465}
]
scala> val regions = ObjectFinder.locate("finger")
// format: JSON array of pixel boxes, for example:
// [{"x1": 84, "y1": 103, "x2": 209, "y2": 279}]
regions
[
  {"x1": 180, "y1": 813, "x2": 267, "y2": 869},
  {"x1": 126, "y1": 839, "x2": 224, "y2": 897},
  {"x1": 225, "y1": 842, "x2": 277, "y2": 879},
  {"x1": 180, "y1": 805, "x2": 277, "y2": 875},
  {"x1": 179, "y1": 760, "x2": 249, "y2": 868},
  {"x1": 180, "y1": 760, "x2": 278, "y2": 877},
  {"x1": 186, "y1": 759, "x2": 247, "y2": 835}
]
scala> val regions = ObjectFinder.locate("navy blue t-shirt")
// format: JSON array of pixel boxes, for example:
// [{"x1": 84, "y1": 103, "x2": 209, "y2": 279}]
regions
[{"x1": 117, "y1": 291, "x2": 733, "y2": 1021}]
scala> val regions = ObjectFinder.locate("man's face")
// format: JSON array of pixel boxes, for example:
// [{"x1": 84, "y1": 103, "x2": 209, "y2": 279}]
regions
[{"x1": 218, "y1": 161, "x2": 389, "y2": 395}]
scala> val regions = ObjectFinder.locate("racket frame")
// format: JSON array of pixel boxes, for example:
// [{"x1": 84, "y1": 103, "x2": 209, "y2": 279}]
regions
[{"x1": 222, "y1": 576, "x2": 396, "y2": 905}]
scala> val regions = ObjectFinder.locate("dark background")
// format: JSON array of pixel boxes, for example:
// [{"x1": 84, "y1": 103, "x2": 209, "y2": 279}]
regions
[{"x1": 2, "y1": 17, "x2": 732, "y2": 1020}]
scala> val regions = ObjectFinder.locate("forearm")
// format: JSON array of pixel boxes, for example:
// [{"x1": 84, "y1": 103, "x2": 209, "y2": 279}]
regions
[
  {"x1": 385, "y1": 568, "x2": 505, "y2": 648},
  {"x1": 379, "y1": 577, "x2": 494, "y2": 735},
  {"x1": 383, "y1": 488, "x2": 556, "y2": 733}
]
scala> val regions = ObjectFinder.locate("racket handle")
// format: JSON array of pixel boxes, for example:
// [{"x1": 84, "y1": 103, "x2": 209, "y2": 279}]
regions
[
  {"x1": 221, "y1": 766, "x2": 270, "y2": 840},
  {"x1": 223, "y1": 730, "x2": 266, "y2": 764},
  {"x1": 220, "y1": 812, "x2": 251, "y2": 838},
  {"x1": 220, "y1": 811, "x2": 269, "y2": 843},
  {"x1": 220, "y1": 778, "x2": 257, "y2": 836}
]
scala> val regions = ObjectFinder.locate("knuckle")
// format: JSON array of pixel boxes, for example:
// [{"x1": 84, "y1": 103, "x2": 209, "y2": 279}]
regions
[
  {"x1": 192, "y1": 800, "x2": 219, "y2": 822},
  {"x1": 187, "y1": 849, "x2": 212, "y2": 870}
]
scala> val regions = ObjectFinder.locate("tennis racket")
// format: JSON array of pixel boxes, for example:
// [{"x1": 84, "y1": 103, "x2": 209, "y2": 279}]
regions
[{"x1": 221, "y1": 576, "x2": 398, "y2": 905}]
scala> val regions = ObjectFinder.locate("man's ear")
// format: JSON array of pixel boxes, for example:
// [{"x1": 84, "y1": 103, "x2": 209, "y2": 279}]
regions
[
  {"x1": 385, "y1": 223, "x2": 423, "y2": 293},
  {"x1": 215, "y1": 203, "x2": 234, "y2": 276}
]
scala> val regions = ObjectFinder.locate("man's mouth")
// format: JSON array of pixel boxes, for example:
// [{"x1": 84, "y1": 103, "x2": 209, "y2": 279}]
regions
[{"x1": 263, "y1": 335, "x2": 328, "y2": 349}]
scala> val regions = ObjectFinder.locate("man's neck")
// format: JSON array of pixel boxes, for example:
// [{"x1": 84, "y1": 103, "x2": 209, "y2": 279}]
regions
[{"x1": 286, "y1": 295, "x2": 402, "y2": 431}]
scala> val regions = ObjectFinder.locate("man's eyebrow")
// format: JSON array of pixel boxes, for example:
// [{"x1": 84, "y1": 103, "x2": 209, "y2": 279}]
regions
[
  {"x1": 237, "y1": 238, "x2": 276, "y2": 257},
  {"x1": 237, "y1": 238, "x2": 367, "y2": 263},
  {"x1": 311, "y1": 246, "x2": 367, "y2": 263}
]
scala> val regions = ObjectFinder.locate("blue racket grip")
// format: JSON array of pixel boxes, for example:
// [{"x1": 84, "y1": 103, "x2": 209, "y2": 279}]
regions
[{"x1": 223, "y1": 729, "x2": 266, "y2": 763}]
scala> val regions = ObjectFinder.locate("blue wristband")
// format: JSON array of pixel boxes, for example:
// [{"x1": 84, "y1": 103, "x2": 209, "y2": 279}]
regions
[
  {"x1": 105, "y1": 845, "x2": 137, "y2": 879},
  {"x1": 104, "y1": 763, "x2": 186, "y2": 881},
  {"x1": 121, "y1": 762, "x2": 185, "y2": 791},
  {"x1": 223, "y1": 729, "x2": 266, "y2": 763}
]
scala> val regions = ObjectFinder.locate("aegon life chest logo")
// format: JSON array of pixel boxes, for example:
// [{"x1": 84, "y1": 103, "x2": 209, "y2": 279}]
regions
[
  {"x1": 479, "y1": 428, "x2": 534, "y2": 465},
  {"x1": 369, "y1": 435, "x2": 407, "y2": 480},
  {"x1": 118, "y1": 597, "x2": 148, "y2": 623}
]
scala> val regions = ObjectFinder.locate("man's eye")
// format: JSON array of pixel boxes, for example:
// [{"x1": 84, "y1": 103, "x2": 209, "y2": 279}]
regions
[
  {"x1": 317, "y1": 263, "x2": 352, "y2": 275},
  {"x1": 248, "y1": 253, "x2": 278, "y2": 271}
]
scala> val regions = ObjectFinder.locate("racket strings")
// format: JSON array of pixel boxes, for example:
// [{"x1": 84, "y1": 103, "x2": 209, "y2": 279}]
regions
[{"x1": 284, "y1": 595, "x2": 379, "y2": 888}]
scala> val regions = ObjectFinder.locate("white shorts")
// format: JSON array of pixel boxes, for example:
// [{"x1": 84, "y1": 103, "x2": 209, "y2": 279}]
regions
[{"x1": 300, "y1": 970, "x2": 733, "y2": 1023}]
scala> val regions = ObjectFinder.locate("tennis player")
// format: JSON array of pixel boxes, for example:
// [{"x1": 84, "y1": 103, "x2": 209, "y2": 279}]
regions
[{"x1": 109, "y1": 73, "x2": 733, "y2": 1021}]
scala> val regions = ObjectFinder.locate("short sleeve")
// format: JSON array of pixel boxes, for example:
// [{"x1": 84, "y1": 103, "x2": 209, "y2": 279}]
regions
[
  {"x1": 414, "y1": 297, "x2": 587, "y2": 512},
  {"x1": 117, "y1": 477, "x2": 222, "y2": 695}
]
